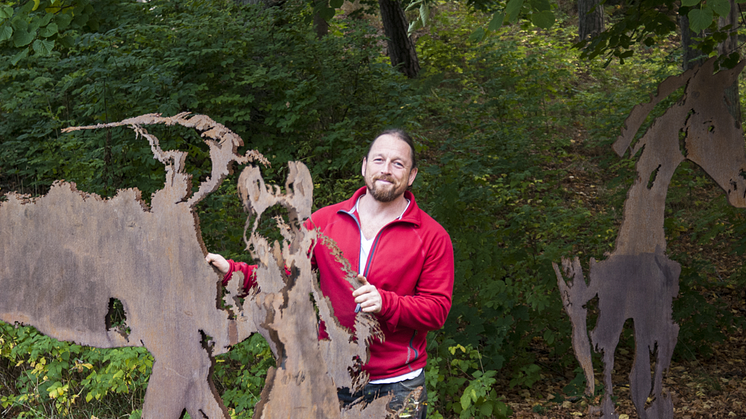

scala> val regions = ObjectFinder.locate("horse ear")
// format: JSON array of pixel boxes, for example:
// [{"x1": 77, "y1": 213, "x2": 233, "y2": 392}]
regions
[{"x1": 613, "y1": 65, "x2": 698, "y2": 158}]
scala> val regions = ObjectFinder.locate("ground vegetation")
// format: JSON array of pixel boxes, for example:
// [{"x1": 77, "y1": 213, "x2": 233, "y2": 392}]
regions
[{"x1": 1, "y1": 0, "x2": 746, "y2": 418}]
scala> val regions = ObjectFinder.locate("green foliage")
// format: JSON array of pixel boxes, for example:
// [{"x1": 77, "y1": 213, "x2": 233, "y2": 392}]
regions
[
  {"x1": 577, "y1": 0, "x2": 737, "y2": 66},
  {"x1": 2, "y1": 1, "x2": 746, "y2": 418},
  {"x1": 213, "y1": 334, "x2": 275, "y2": 418},
  {"x1": 0, "y1": 322, "x2": 149, "y2": 417},
  {"x1": 0, "y1": 0, "x2": 96, "y2": 64},
  {"x1": 426, "y1": 341, "x2": 512, "y2": 419}
]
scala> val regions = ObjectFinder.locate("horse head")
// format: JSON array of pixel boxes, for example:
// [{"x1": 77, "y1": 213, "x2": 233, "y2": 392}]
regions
[{"x1": 683, "y1": 59, "x2": 746, "y2": 208}]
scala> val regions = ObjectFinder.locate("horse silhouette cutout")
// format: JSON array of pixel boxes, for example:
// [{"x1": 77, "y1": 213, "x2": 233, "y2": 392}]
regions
[
  {"x1": 0, "y1": 113, "x2": 400, "y2": 418},
  {"x1": 554, "y1": 58, "x2": 746, "y2": 419}
]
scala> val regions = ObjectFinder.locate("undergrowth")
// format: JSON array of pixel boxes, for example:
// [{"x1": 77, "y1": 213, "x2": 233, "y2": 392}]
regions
[{"x1": 1, "y1": 0, "x2": 745, "y2": 417}]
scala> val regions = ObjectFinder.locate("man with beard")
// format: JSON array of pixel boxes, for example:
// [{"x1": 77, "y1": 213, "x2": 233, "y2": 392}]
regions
[{"x1": 206, "y1": 129, "x2": 454, "y2": 418}]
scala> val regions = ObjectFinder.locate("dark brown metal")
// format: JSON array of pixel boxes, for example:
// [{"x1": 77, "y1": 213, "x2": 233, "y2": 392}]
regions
[
  {"x1": 555, "y1": 58, "x2": 746, "y2": 419},
  {"x1": 0, "y1": 113, "x2": 398, "y2": 418}
]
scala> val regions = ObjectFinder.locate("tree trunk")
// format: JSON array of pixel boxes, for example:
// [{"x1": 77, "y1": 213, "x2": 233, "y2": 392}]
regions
[
  {"x1": 578, "y1": 0, "x2": 604, "y2": 41},
  {"x1": 313, "y1": 0, "x2": 329, "y2": 39},
  {"x1": 378, "y1": 0, "x2": 420, "y2": 78},
  {"x1": 680, "y1": 15, "x2": 706, "y2": 70}
]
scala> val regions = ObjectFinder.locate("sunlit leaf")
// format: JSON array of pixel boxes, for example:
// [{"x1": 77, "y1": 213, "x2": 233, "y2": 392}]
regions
[
  {"x1": 407, "y1": 18, "x2": 422, "y2": 36},
  {"x1": 419, "y1": 1, "x2": 429, "y2": 27}
]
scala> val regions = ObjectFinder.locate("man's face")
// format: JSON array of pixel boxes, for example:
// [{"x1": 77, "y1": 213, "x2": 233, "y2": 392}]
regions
[{"x1": 362, "y1": 134, "x2": 418, "y2": 203}]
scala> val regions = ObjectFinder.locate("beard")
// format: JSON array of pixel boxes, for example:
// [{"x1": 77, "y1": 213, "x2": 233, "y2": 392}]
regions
[{"x1": 365, "y1": 174, "x2": 406, "y2": 203}]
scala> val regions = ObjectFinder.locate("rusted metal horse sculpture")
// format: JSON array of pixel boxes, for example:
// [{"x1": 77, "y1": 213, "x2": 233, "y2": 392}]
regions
[
  {"x1": 554, "y1": 58, "x2": 746, "y2": 419},
  {"x1": 1, "y1": 114, "x2": 392, "y2": 418}
]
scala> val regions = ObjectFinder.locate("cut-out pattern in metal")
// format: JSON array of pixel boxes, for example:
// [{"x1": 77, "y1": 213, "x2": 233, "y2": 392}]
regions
[
  {"x1": 554, "y1": 58, "x2": 746, "y2": 419},
  {"x1": 0, "y1": 113, "x2": 394, "y2": 418}
]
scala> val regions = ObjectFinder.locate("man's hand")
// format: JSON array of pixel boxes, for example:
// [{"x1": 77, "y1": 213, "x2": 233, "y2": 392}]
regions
[
  {"x1": 205, "y1": 253, "x2": 230, "y2": 275},
  {"x1": 352, "y1": 274, "x2": 382, "y2": 314}
]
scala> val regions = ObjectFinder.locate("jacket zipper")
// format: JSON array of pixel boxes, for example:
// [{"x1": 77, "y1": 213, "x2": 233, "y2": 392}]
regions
[{"x1": 339, "y1": 208, "x2": 420, "y2": 366}]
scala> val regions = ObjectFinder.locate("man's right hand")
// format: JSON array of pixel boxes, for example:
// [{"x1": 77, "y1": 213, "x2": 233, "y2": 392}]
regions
[{"x1": 205, "y1": 253, "x2": 230, "y2": 274}]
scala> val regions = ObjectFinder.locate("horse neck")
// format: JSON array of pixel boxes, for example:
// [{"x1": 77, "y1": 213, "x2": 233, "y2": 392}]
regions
[{"x1": 613, "y1": 135, "x2": 685, "y2": 256}]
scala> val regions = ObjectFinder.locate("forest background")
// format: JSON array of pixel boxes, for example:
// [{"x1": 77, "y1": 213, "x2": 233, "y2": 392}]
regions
[{"x1": 1, "y1": 0, "x2": 746, "y2": 417}]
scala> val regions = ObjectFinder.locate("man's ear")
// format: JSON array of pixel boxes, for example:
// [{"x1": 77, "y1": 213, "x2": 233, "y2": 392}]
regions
[
  {"x1": 362, "y1": 157, "x2": 367, "y2": 177},
  {"x1": 408, "y1": 167, "x2": 418, "y2": 186}
]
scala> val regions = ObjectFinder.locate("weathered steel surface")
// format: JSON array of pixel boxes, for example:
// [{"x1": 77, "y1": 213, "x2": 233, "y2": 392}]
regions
[
  {"x1": 555, "y1": 58, "x2": 746, "y2": 419},
  {"x1": 0, "y1": 113, "x2": 398, "y2": 418}
]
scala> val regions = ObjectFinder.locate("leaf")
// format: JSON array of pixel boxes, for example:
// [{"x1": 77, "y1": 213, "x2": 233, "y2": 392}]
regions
[
  {"x1": 317, "y1": 6, "x2": 335, "y2": 21},
  {"x1": 710, "y1": 0, "x2": 731, "y2": 17},
  {"x1": 0, "y1": 25, "x2": 12, "y2": 42},
  {"x1": 11, "y1": 18, "x2": 28, "y2": 32},
  {"x1": 722, "y1": 51, "x2": 740, "y2": 69},
  {"x1": 480, "y1": 401, "x2": 494, "y2": 416},
  {"x1": 681, "y1": 0, "x2": 700, "y2": 7},
  {"x1": 57, "y1": 34, "x2": 73, "y2": 48},
  {"x1": 13, "y1": 29, "x2": 34, "y2": 47},
  {"x1": 32, "y1": 38, "x2": 54, "y2": 55},
  {"x1": 688, "y1": 7, "x2": 714, "y2": 33},
  {"x1": 329, "y1": 0, "x2": 343, "y2": 9},
  {"x1": 55, "y1": 13, "x2": 72, "y2": 30},
  {"x1": 460, "y1": 391, "x2": 472, "y2": 410},
  {"x1": 531, "y1": 10, "x2": 555, "y2": 29},
  {"x1": 10, "y1": 47, "x2": 28, "y2": 65},
  {"x1": 32, "y1": 0, "x2": 40, "y2": 11},
  {"x1": 0, "y1": 5, "x2": 13, "y2": 19},
  {"x1": 38, "y1": 22, "x2": 58, "y2": 37},
  {"x1": 505, "y1": 0, "x2": 524, "y2": 23},
  {"x1": 408, "y1": 19, "x2": 422, "y2": 36},
  {"x1": 528, "y1": 0, "x2": 551, "y2": 12},
  {"x1": 488, "y1": 12, "x2": 505, "y2": 32},
  {"x1": 469, "y1": 27, "x2": 486, "y2": 42},
  {"x1": 419, "y1": 1, "x2": 429, "y2": 27}
]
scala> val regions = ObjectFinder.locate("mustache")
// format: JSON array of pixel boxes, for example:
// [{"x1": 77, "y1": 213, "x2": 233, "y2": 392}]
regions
[{"x1": 373, "y1": 175, "x2": 395, "y2": 183}]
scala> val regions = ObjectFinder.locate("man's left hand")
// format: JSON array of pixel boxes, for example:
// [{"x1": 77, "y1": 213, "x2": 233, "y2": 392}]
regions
[{"x1": 353, "y1": 274, "x2": 382, "y2": 313}]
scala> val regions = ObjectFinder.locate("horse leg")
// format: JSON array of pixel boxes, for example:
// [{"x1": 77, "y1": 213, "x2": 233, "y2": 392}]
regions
[
  {"x1": 645, "y1": 321, "x2": 678, "y2": 419},
  {"x1": 591, "y1": 317, "x2": 623, "y2": 419},
  {"x1": 184, "y1": 349, "x2": 230, "y2": 419},
  {"x1": 628, "y1": 320, "x2": 652, "y2": 419},
  {"x1": 141, "y1": 358, "x2": 189, "y2": 419}
]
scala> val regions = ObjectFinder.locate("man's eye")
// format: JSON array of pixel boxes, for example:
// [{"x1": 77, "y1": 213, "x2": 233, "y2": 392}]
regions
[{"x1": 394, "y1": 162, "x2": 404, "y2": 168}]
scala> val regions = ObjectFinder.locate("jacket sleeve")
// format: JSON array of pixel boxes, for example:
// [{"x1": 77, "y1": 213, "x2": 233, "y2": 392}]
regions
[
  {"x1": 222, "y1": 260, "x2": 258, "y2": 293},
  {"x1": 222, "y1": 260, "x2": 295, "y2": 294},
  {"x1": 376, "y1": 232, "x2": 454, "y2": 332}
]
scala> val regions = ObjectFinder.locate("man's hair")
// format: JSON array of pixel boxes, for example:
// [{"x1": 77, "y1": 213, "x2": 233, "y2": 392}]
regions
[{"x1": 366, "y1": 129, "x2": 417, "y2": 169}]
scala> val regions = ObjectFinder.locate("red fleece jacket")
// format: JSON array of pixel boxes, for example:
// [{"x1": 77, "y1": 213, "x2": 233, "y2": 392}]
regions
[{"x1": 224, "y1": 187, "x2": 454, "y2": 381}]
